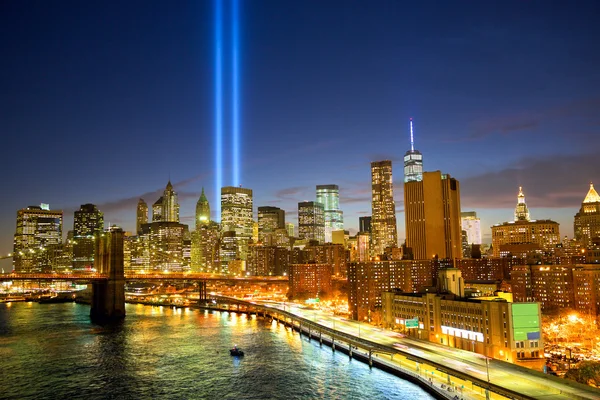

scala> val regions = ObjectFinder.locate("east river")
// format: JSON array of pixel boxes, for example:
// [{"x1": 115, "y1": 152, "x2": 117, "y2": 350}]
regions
[{"x1": 0, "y1": 302, "x2": 432, "y2": 400}]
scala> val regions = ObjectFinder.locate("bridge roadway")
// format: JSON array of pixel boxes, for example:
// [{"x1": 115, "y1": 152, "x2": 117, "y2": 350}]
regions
[
  {"x1": 207, "y1": 297, "x2": 600, "y2": 400},
  {"x1": 0, "y1": 273, "x2": 288, "y2": 284}
]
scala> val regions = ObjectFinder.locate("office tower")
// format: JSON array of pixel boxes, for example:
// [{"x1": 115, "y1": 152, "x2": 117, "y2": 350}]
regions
[
  {"x1": 124, "y1": 234, "x2": 150, "y2": 273},
  {"x1": 140, "y1": 221, "x2": 189, "y2": 272},
  {"x1": 286, "y1": 222, "x2": 295, "y2": 238},
  {"x1": 574, "y1": 183, "x2": 600, "y2": 246},
  {"x1": 196, "y1": 187, "x2": 210, "y2": 230},
  {"x1": 221, "y1": 186, "x2": 253, "y2": 262},
  {"x1": 404, "y1": 171, "x2": 462, "y2": 260},
  {"x1": 191, "y1": 223, "x2": 220, "y2": 272},
  {"x1": 515, "y1": 186, "x2": 531, "y2": 221},
  {"x1": 298, "y1": 201, "x2": 325, "y2": 244},
  {"x1": 136, "y1": 199, "x2": 148, "y2": 235},
  {"x1": 359, "y1": 216, "x2": 372, "y2": 233},
  {"x1": 13, "y1": 204, "x2": 63, "y2": 273},
  {"x1": 461, "y1": 211, "x2": 482, "y2": 245},
  {"x1": 152, "y1": 197, "x2": 163, "y2": 222},
  {"x1": 370, "y1": 160, "x2": 398, "y2": 256},
  {"x1": 316, "y1": 185, "x2": 344, "y2": 243},
  {"x1": 403, "y1": 118, "x2": 423, "y2": 183},
  {"x1": 162, "y1": 181, "x2": 179, "y2": 223},
  {"x1": 258, "y1": 206, "x2": 285, "y2": 242},
  {"x1": 492, "y1": 188, "x2": 560, "y2": 258},
  {"x1": 73, "y1": 204, "x2": 104, "y2": 270}
]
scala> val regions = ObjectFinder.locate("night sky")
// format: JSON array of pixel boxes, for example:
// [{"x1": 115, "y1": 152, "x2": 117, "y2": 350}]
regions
[{"x1": 1, "y1": 0, "x2": 600, "y2": 263}]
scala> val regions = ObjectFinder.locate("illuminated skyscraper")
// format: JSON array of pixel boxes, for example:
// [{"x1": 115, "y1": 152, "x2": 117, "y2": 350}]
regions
[
  {"x1": 316, "y1": 184, "x2": 343, "y2": 243},
  {"x1": 13, "y1": 204, "x2": 63, "y2": 273},
  {"x1": 461, "y1": 211, "x2": 482, "y2": 245},
  {"x1": 515, "y1": 187, "x2": 531, "y2": 222},
  {"x1": 286, "y1": 222, "x2": 295, "y2": 238},
  {"x1": 258, "y1": 206, "x2": 285, "y2": 243},
  {"x1": 191, "y1": 190, "x2": 220, "y2": 272},
  {"x1": 403, "y1": 118, "x2": 423, "y2": 183},
  {"x1": 73, "y1": 204, "x2": 104, "y2": 270},
  {"x1": 370, "y1": 160, "x2": 398, "y2": 256},
  {"x1": 136, "y1": 199, "x2": 148, "y2": 235},
  {"x1": 221, "y1": 186, "x2": 253, "y2": 262},
  {"x1": 574, "y1": 183, "x2": 600, "y2": 246},
  {"x1": 359, "y1": 216, "x2": 372, "y2": 234},
  {"x1": 298, "y1": 201, "x2": 325, "y2": 244},
  {"x1": 152, "y1": 197, "x2": 163, "y2": 222},
  {"x1": 404, "y1": 171, "x2": 462, "y2": 260},
  {"x1": 162, "y1": 181, "x2": 179, "y2": 223},
  {"x1": 196, "y1": 187, "x2": 210, "y2": 230}
]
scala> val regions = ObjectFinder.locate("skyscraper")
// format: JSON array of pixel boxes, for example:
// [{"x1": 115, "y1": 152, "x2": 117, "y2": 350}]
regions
[
  {"x1": 461, "y1": 211, "x2": 482, "y2": 245},
  {"x1": 196, "y1": 187, "x2": 210, "y2": 230},
  {"x1": 73, "y1": 204, "x2": 104, "y2": 270},
  {"x1": 316, "y1": 184, "x2": 344, "y2": 243},
  {"x1": 257, "y1": 206, "x2": 285, "y2": 243},
  {"x1": 191, "y1": 188, "x2": 220, "y2": 272},
  {"x1": 515, "y1": 186, "x2": 531, "y2": 221},
  {"x1": 136, "y1": 199, "x2": 148, "y2": 235},
  {"x1": 13, "y1": 204, "x2": 63, "y2": 273},
  {"x1": 298, "y1": 201, "x2": 325, "y2": 244},
  {"x1": 574, "y1": 183, "x2": 600, "y2": 246},
  {"x1": 359, "y1": 216, "x2": 372, "y2": 233},
  {"x1": 162, "y1": 181, "x2": 180, "y2": 223},
  {"x1": 152, "y1": 197, "x2": 163, "y2": 222},
  {"x1": 221, "y1": 186, "x2": 253, "y2": 262},
  {"x1": 286, "y1": 222, "x2": 295, "y2": 238},
  {"x1": 370, "y1": 160, "x2": 398, "y2": 256},
  {"x1": 403, "y1": 118, "x2": 423, "y2": 183},
  {"x1": 404, "y1": 171, "x2": 462, "y2": 260}
]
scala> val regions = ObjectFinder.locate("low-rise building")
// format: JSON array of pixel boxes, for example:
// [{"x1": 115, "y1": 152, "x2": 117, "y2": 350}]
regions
[{"x1": 382, "y1": 269, "x2": 543, "y2": 363}]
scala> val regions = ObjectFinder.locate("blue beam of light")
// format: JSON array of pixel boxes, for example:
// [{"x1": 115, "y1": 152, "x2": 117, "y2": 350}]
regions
[
  {"x1": 232, "y1": 0, "x2": 240, "y2": 187},
  {"x1": 214, "y1": 0, "x2": 223, "y2": 220}
]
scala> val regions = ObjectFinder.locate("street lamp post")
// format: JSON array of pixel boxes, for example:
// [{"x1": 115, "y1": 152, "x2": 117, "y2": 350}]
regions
[{"x1": 485, "y1": 356, "x2": 491, "y2": 400}]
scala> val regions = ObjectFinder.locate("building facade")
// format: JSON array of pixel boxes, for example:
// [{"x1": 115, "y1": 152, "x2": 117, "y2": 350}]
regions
[
  {"x1": 72, "y1": 203, "x2": 104, "y2": 270},
  {"x1": 404, "y1": 171, "x2": 462, "y2": 260},
  {"x1": 221, "y1": 186, "x2": 253, "y2": 262},
  {"x1": 247, "y1": 244, "x2": 289, "y2": 276},
  {"x1": 289, "y1": 263, "x2": 333, "y2": 299},
  {"x1": 13, "y1": 205, "x2": 63, "y2": 273},
  {"x1": 195, "y1": 187, "x2": 211, "y2": 229},
  {"x1": 316, "y1": 184, "x2": 344, "y2": 243},
  {"x1": 381, "y1": 288, "x2": 543, "y2": 363},
  {"x1": 370, "y1": 160, "x2": 398, "y2": 256},
  {"x1": 574, "y1": 183, "x2": 600, "y2": 246},
  {"x1": 403, "y1": 118, "x2": 423, "y2": 183},
  {"x1": 136, "y1": 199, "x2": 148, "y2": 235},
  {"x1": 492, "y1": 220, "x2": 560, "y2": 258},
  {"x1": 461, "y1": 211, "x2": 482, "y2": 245},
  {"x1": 257, "y1": 206, "x2": 285, "y2": 243},
  {"x1": 298, "y1": 201, "x2": 325, "y2": 244}
]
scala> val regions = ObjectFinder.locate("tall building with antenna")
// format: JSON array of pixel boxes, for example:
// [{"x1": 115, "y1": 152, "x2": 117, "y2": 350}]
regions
[{"x1": 403, "y1": 118, "x2": 423, "y2": 183}]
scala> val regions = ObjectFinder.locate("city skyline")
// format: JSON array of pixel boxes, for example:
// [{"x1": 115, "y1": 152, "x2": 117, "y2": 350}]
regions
[{"x1": 2, "y1": 1, "x2": 600, "y2": 262}]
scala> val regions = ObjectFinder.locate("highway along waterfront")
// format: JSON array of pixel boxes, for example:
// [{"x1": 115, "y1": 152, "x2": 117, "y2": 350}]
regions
[
  {"x1": 203, "y1": 297, "x2": 600, "y2": 400},
  {"x1": 0, "y1": 302, "x2": 432, "y2": 400}
]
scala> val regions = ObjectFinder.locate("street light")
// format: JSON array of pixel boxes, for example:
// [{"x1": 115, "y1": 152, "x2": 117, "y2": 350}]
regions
[{"x1": 485, "y1": 356, "x2": 491, "y2": 400}]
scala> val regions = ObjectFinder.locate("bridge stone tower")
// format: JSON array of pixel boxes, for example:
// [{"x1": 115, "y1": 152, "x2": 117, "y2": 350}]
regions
[{"x1": 91, "y1": 226, "x2": 126, "y2": 320}]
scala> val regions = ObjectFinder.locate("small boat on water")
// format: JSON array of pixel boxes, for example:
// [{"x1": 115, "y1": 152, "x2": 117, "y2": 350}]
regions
[{"x1": 230, "y1": 345, "x2": 244, "y2": 357}]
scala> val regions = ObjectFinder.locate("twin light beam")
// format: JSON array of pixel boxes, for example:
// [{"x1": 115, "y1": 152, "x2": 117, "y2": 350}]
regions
[{"x1": 214, "y1": 0, "x2": 240, "y2": 219}]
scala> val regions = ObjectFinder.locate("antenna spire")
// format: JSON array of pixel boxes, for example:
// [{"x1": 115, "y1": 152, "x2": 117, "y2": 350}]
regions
[{"x1": 409, "y1": 117, "x2": 414, "y2": 152}]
